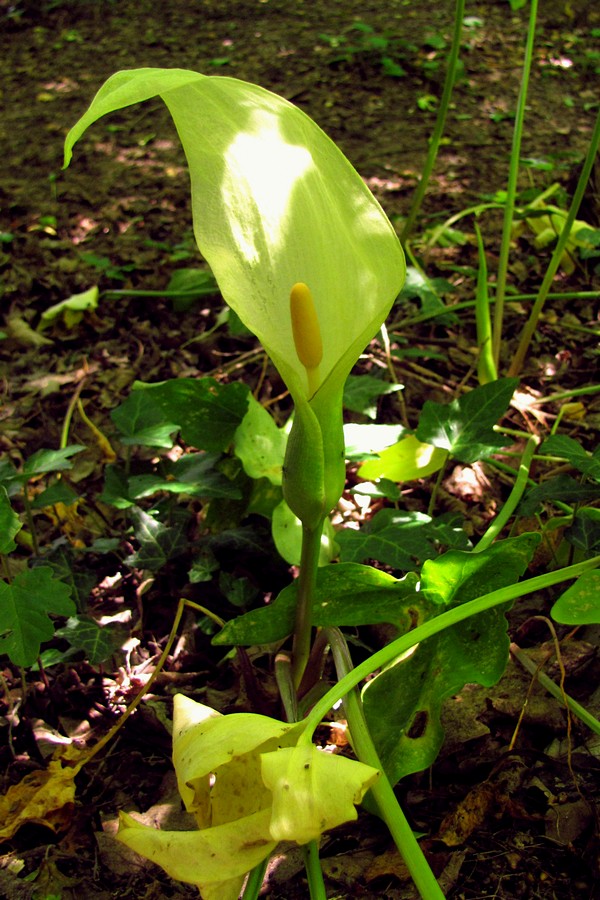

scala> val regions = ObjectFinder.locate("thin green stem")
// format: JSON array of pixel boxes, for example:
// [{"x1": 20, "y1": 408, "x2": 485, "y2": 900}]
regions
[
  {"x1": 510, "y1": 643, "x2": 600, "y2": 736},
  {"x1": 474, "y1": 221, "x2": 497, "y2": 384},
  {"x1": 303, "y1": 841, "x2": 327, "y2": 900},
  {"x1": 241, "y1": 857, "x2": 269, "y2": 900},
  {"x1": 475, "y1": 434, "x2": 539, "y2": 553},
  {"x1": 292, "y1": 521, "x2": 325, "y2": 689},
  {"x1": 304, "y1": 556, "x2": 600, "y2": 738},
  {"x1": 492, "y1": 0, "x2": 538, "y2": 367},
  {"x1": 328, "y1": 629, "x2": 445, "y2": 900},
  {"x1": 400, "y1": 0, "x2": 465, "y2": 242},
  {"x1": 529, "y1": 383, "x2": 600, "y2": 405},
  {"x1": 508, "y1": 104, "x2": 600, "y2": 377},
  {"x1": 390, "y1": 291, "x2": 600, "y2": 332}
]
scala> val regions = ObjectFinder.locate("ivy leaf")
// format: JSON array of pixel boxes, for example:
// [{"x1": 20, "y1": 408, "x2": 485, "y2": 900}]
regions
[
  {"x1": 362, "y1": 534, "x2": 539, "y2": 784},
  {"x1": 22, "y1": 445, "x2": 86, "y2": 478},
  {"x1": 111, "y1": 378, "x2": 249, "y2": 450},
  {"x1": 416, "y1": 378, "x2": 518, "y2": 463},
  {"x1": 337, "y1": 509, "x2": 469, "y2": 572},
  {"x1": 541, "y1": 435, "x2": 600, "y2": 483},
  {"x1": 214, "y1": 564, "x2": 422, "y2": 646},
  {"x1": 343, "y1": 375, "x2": 402, "y2": 420},
  {"x1": 0, "y1": 567, "x2": 75, "y2": 666},
  {"x1": 565, "y1": 508, "x2": 600, "y2": 553},
  {"x1": 54, "y1": 615, "x2": 121, "y2": 664},
  {"x1": 126, "y1": 508, "x2": 189, "y2": 570},
  {"x1": 519, "y1": 474, "x2": 600, "y2": 515}
]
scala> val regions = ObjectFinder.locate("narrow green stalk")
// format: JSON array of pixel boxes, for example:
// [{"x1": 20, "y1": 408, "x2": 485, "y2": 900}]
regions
[
  {"x1": 530, "y1": 383, "x2": 600, "y2": 405},
  {"x1": 400, "y1": 0, "x2": 465, "y2": 242},
  {"x1": 508, "y1": 104, "x2": 600, "y2": 377},
  {"x1": 241, "y1": 857, "x2": 269, "y2": 900},
  {"x1": 292, "y1": 520, "x2": 325, "y2": 689},
  {"x1": 328, "y1": 629, "x2": 445, "y2": 900},
  {"x1": 510, "y1": 643, "x2": 600, "y2": 736},
  {"x1": 475, "y1": 433, "x2": 539, "y2": 553},
  {"x1": 304, "y1": 556, "x2": 600, "y2": 738},
  {"x1": 474, "y1": 221, "x2": 497, "y2": 384},
  {"x1": 303, "y1": 840, "x2": 327, "y2": 900},
  {"x1": 492, "y1": 0, "x2": 538, "y2": 367}
]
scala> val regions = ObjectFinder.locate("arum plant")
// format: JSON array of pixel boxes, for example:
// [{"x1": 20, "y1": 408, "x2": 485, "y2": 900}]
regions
[
  {"x1": 116, "y1": 694, "x2": 379, "y2": 900},
  {"x1": 65, "y1": 69, "x2": 407, "y2": 894}
]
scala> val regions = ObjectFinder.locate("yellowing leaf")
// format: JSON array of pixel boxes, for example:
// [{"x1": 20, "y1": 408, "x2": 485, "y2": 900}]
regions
[
  {"x1": 261, "y1": 744, "x2": 379, "y2": 844},
  {"x1": 358, "y1": 434, "x2": 448, "y2": 483},
  {"x1": 0, "y1": 758, "x2": 77, "y2": 839},
  {"x1": 172, "y1": 694, "x2": 301, "y2": 827},
  {"x1": 116, "y1": 808, "x2": 276, "y2": 900}
]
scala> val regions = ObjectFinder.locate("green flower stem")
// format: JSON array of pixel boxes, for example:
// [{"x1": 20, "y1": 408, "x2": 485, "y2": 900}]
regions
[
  {"x1": 475, "y1": 433, "x2": 539, "y2": 554},
  {"x1": 327, "y1": 628, "x2": 445, "y2": 900},
  {"x1": 508, "y1": 103, "x2": 600, "y2": 377},
  {"x1": 304, "y1": 556, "x2": 600, "y2": 739},
  {"x1": 241, "y1": 857, "x2": 269, "y2": 900},
  {"x1": 492, "y1": 0, "x2": 538, "y2": 367},
  {"x1": 530, "y1": 383, "x2": 600, "y2": 405},
  {"x1": 510, "y1": 642, "x2": 600, "y2": 736},
  {"x1": 303, "y1": 840, "x2": 327, "y2": 900},
  {"x1": 292, "y1": 520, "x2": 325, "y2": 690},
  {"x1": 400, "y1": 0, "x2": 465, "y2": 242}
]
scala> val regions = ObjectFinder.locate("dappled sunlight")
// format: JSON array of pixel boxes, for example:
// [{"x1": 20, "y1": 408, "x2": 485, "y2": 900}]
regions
[{"x1": 221, "y1": 111, "x2": 313, "y2": 267}]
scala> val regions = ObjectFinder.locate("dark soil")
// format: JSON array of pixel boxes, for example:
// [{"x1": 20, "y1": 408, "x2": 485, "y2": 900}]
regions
[{"x1": 1, "y1": 1, "x2": 600, "y2": 898}]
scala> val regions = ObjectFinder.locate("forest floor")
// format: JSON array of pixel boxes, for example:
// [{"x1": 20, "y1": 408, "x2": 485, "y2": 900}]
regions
[{"x1": 1, "y1": 0, "x2": 600, "y2": 898}]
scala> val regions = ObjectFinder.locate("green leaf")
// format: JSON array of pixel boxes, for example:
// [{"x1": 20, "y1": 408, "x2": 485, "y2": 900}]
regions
[
  {"x1": 22, "y1": 445, "x2": 86, "y2": 478},
  {"x1": 343, "y1": 375, "x2": 402, "y2": 420},
  {"x1": 415, "y1": 378, "x2": 518, "y2": 463},
  {"x1": 358, "y1": 434, "x2": 448, "y2": 482},
  {"x1": 233, "y1": 395, "x2": 286, "y2": 485},
  {"x1": 126, "y1": 508, "x2": 189, "y2": 570},
  {"x1": 166, "y1": 267, "x2": 219, "y2": 311},
  {"x1": 54, "y1": 615, "x2": 120, "y2": 664},
  {"x1": 31, "y1": 481, "x2": 79, "y2": 509},
  {"x1": 343, "y1": 423, "x2": 407, "y2": 461},
  {"x1": 362, "y1": 534, "x2": 539, "y2": 783},
  {"x1": 550, "y1": 570, "x2": 600, "y2": 625},
  {"x1": 111, "y1": 378, "x2": 249, "y2": 450},
  {"x1": 398, "y1": 267, "x2": 457, "y2": 324},
  {"x1": 271, "y1": 500, "x2": 338, "y2": 566},
  {"x1": 337, "y1": 509, "x2": 469, "y2": 572},
  {"x1": 39, "y1": 285, "x2": 99, "y2": 328},
  {"x1": 519, "y1": 474, "x2": 600, "y2": 515},
  {"x1": 214, "y1": 564, "x2": 421, "y2": 645},
  {"x1": 100, "y1": 465, "x2": 133, "y2": 508},
  {"x1": 565, "y1": 508, "x2": 600, "y2": 553},
  {"x1": 542, "y1": 435, "x2": 600, "y2": 483},
  {"x1": 0, "y1": 487, "x2": 21, "y2": 554},
  {"x1": 0, "y1": 567, "x2": 75, "y2": 666},
  {"x1": 128, "y1": 454, "x2": 242, "y2": 501}
]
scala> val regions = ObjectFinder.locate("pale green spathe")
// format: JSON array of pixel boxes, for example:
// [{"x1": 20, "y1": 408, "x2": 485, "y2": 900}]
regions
[{"x1": 64, "y1": 68, "x2": 406, "y2": 525}]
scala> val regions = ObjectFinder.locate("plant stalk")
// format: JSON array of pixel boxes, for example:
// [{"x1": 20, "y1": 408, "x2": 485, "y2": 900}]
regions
[
  {"x1": 304, "y1": 556, "x2": 600, "y2": 739},
  {"x1": 327, "y1": 628, "x2": 445, "y2": 900},
  {"x1": 400, "y1": 0, "x2": 465, "y2": 242},
  {"x1": 492, "y1": 0, "x2": 539, "y2": 366},
  {"x1": 291, "y1": 521, "x2": 324, "y2": 689},
  {"x1": 508, "y1": 103, "x2": 600, "y2": 376}
]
